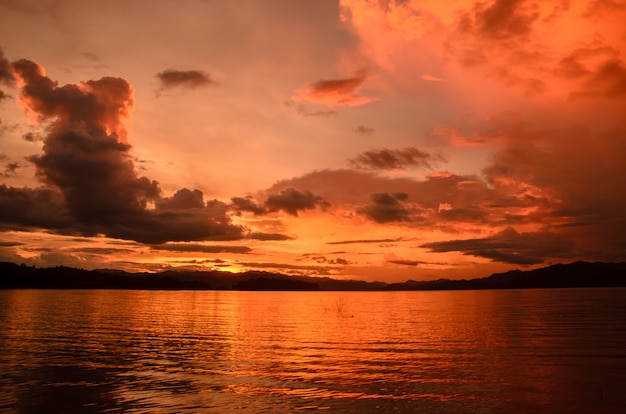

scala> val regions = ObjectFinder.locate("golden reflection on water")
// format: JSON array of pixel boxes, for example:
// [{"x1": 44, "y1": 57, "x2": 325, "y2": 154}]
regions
[{"x1": 1, "y1": 289, "x2": 625, "y2": 413}]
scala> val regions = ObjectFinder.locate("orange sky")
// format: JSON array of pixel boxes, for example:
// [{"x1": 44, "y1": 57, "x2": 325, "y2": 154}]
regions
[{"x1": 0, "y1": 0, "x2": 625, "y2": 282}]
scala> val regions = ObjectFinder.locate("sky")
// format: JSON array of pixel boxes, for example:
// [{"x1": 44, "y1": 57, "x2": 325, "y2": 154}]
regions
[{"x1": 0, "y1": 0, "x2": 625, "y2": 282}]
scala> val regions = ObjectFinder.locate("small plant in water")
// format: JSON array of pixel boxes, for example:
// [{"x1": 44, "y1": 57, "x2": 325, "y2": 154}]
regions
[{"x1": 324, "y1": 296, "x2": 350, "y2": 316}]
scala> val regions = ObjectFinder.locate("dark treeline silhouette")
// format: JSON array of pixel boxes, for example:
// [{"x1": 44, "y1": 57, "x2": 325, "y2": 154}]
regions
[{"x1": 1, "y1": 261, "x2": 625, "y2": 291}]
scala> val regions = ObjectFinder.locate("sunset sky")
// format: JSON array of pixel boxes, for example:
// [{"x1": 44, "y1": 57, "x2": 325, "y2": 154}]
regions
[{"x1": 1, "y1": 0, "x2": 625, "y2": 282}]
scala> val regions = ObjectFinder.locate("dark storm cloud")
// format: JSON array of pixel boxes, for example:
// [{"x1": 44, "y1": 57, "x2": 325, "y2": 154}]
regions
[
  {"x1": 349, "y1": 147, "x2": 444, "y2": 170},
  {"x1": 157, "y1": 69, "x2": 216, "y2": 89},
  {"x1": 12, "y1": 59, "x2": 159, "y2": 219},
  {"x1": 357, "y1": 192, "x2": 411, "y2": 223},
  {"x1": 421, "y1": 227, "x2": 576, "y2": 265},
  {"x1": 264, "y1": 188, "x2": 330, "y2": 216},
  {"x1": 0, "y1": 58, "x2": 244, "y2": 244},
  {"x1": 0, "y1": 185, "x2": 72, "y2": 231}
]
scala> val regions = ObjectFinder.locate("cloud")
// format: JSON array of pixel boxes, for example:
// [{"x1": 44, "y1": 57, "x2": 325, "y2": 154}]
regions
[
  {"x1": 1, "y1": 57, "x2": 244, "y2": 244},
  {"x1": 266, "y1": 128, "x2": 626, "y2": 262},
  {"x1": 355, "y1": 125, "x2": 374, "y2": 135},
  {"x1": 0, "y1": 241, "x2": 22, "y2": 247},
  {"x1": 584, "y1": 0, "x2": 626, "y2": 17},
  {"x1": 479, "y1": 120, "x2": 626, "y2": 261},
  {"x1": 234, "y1": 260, "x2": 336, "y2": 275},
  {"x1": 12, "y1": 59, "x2": 157, "y2": 216},
  {"x1": 327, "y1": 238, "x2": 401, "y2": 245},
  {"x1": 554, "y1": 42, "x2": 616, "y2": 80},
  {"x1": 432, "y1": 126, "x2": 489, "y2": 147},
  {"x1": 458, "y1": 0, "x2": 540, "y2": 40},
  {"x1": 292, "y1": 70, "x2": 377, "y2": 107},
  {"x1": 156, "y1": 69, "x2": 216, "y2": 90},
  {"x1": 388, "y1": 259, "x2": 424, "y2": 267},
  {"x1": 231, "y1": 196, "x2": 267, "y2": 215},
  {"x1": 247, "y1": 232, "x2": 293, "y2": 241},
  {"x1": 284, "y1": 100, "x2": 337, "y2": 117},
  {"x1": 0, "y1": 185, "x2": 72, "y2": 231},
  {"x1": 421, "y1": 227, "x2": 576, "y2": 265},
  {"x1": 349, "y1": 147, "x2": 445, "y2": 170},
  {"x1": 0, "y1": 48, "x2": 15, "y2": 101},
  {"x1": 264, "y1": 188, "x2": 330, "y2": 216},
  {"x1": 357, "y1": 192, "x2": 411, "y2": 223},
  {"x1": 68, "y1": 247, "x2": 136, "y2": 255},
  {"x1": 0, "y1": 48, "x2": 14, "y2": 85},
  {"x1": 151, "y1": 243, "x2": 252, "y2": 254},
  {"x1": 265, "y1": 168, "x2": 493, "y2": 221},
  {"x1": 2, "y1": 162, "x2": 19, "y2": 177},
  {"x1": 157, "y1": 188, "x2": 205, "y2": 209},
  {"x1": 569, "y1": 58, "x2": 626, "y2": 100},
  {"x1": 22, "y1": 131, "x2": 43, "y2": 142},
  {"x1": 232, "y1": 190, "x2": 330, "y2": 217}
]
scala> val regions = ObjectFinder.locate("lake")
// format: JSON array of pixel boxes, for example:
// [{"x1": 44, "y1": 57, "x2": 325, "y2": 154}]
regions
[{"x1": 1, "y1": 288, "x2": 625, "y2": 413}]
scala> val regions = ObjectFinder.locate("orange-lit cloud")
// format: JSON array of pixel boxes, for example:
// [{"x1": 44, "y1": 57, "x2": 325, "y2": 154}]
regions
[{"x1": 292, "y1": 70, "x2": 377, "y2": 107}]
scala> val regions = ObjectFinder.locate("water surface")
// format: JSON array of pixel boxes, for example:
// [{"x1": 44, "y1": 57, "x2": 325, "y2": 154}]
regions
[{"x1": 1, "y1": 288, "x2": 625, "y2": 413}]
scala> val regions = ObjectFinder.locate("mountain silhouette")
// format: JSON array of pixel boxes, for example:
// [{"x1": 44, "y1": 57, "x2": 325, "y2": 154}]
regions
[{"x1": 1, "y1": 261, "x2": 624, "y2": 291}]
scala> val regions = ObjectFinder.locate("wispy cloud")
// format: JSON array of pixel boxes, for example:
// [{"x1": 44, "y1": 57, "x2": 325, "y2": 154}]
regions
[
  {"x1": 327, "y1": 238, "x2": 401, "y2": 245},
  {"x1": 349, "y1": 147, "x2": 445, "y2": 170},
  {"x1": 151, "y1": 243, "x2": 252, "y2": 254}
]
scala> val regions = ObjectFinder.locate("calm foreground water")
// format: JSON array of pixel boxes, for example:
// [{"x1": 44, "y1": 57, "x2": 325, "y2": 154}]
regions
[{"x1": 1, "y1": 288, "x2": 625, "y2": 413}]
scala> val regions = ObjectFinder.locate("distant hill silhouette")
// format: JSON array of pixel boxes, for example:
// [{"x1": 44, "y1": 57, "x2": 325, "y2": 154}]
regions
[
  {"x1": 234, "y1": 277, "x2": 319, "y2": 291},
  {"x1": 0, "y1": 261, "x2": 625, "y2": 291}
]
